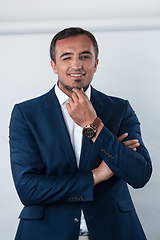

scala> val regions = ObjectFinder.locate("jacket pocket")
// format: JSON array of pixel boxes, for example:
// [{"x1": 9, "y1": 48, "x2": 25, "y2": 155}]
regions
[
  {"x1": 19, "y1": 206, "x2": 44, "y2": 220},
  {"x1": 117, "y1": 199, "x2": 135, "y2": 213}
]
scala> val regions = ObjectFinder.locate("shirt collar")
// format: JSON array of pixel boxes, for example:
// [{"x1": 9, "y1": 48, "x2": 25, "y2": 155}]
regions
[{"x1": 55, "y1": 84, "x2": 91, "y2": 106}]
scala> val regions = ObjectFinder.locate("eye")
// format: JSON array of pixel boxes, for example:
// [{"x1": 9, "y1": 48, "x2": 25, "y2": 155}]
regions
[
  {"x1": 81, "y1": 55, "x2": 90, "y2": 60},
  {"x1": 63, "y1": 57, "x2": 71, "y2": 61}
]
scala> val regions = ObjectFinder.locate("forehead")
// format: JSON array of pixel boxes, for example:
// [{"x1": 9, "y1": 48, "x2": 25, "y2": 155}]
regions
[{"x1": 55, "y1": 34, "x2": 95, "y2": 56}]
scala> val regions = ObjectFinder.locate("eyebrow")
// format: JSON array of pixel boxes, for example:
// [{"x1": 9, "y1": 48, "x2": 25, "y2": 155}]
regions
[
  {"x1": 59, "y1": 52, "x2": 73, "y2": 59},
  {"x1": 80, "y1": 51, "x2": 92, "y2": 56},
  {"x1": 59, "y1": 51, "x2": 93, "y2": 59}
]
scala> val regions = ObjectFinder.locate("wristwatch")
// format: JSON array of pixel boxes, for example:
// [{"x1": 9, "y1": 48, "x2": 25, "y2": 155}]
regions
[{"x1": 82, "y1": 117, "x2": 101, "y2": 139}]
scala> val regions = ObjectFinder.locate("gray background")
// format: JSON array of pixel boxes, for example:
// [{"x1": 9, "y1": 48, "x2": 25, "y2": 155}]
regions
[{"x1": 0, "y1": 1, "x2": 160, "y2": 239}]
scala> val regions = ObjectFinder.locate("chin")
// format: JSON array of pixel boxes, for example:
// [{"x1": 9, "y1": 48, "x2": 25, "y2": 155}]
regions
[{"x1": 72, "y1": 82, "x2": 90, "y2": 91}]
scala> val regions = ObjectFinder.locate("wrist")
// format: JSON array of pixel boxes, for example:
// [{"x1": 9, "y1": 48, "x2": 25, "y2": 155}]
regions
[
  {"x1": 91, "y1": 122, "x2": 104, "y2": 142},
  {"x1": 91, "y1": 169, "x2": 100, "y2": 186},
  {"x1": 82, "y1": 117, "x2": 102, "y2": 139}
]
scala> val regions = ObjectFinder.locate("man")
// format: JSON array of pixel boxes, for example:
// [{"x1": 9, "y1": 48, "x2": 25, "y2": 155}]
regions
[{"x1": 9, "y1": 27, "x2": 152, "y2": 240}]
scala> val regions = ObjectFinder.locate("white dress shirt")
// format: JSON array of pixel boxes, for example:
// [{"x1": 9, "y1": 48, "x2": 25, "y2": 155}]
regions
[{"x1": 55, "y1": 84, "x2": 91, "y2": 234}]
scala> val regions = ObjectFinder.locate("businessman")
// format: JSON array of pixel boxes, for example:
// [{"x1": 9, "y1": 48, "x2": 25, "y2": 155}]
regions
[{"x1": 9, "y1": 27, "x2": 152, "y2": 240}]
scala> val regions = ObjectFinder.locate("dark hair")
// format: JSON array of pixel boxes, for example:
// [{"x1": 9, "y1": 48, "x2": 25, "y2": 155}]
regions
[{"x1": 50, "y1": 27, "x2": 99, "y2": 63}]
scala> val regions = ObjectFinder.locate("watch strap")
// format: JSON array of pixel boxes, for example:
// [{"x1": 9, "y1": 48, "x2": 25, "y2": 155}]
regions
[{"x1": 92, "y1": 117, "x2": 101, "y2": 128}]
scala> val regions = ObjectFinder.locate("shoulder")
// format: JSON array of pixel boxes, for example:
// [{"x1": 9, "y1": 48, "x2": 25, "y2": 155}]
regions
[
  {"x1": 11, "y1": 87, "x2": 56, "y2": 120},
  {"x1": 91, "y1": 86, "x2": 127, "y2": 108},
  {"x1": 91, "y1": 87, "x2": 139, "y2": 132},
  {"x1": 16, "y1": 86, "x2": 55, "y2": 109},
  {"x1": 91, "y1": 86, "x2": 135, "y2": 120}
]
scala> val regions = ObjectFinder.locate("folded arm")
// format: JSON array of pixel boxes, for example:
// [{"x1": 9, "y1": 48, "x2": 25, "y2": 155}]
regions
[
  {"x1": 92, "y1": 133, "x2": 140, "y2": 186},
  {"x1": 91, "y1": 100, "x2": 152, "y2": 188},
  {"x1": 66, "y1": 88, "x2": 152, "y2": 188}
]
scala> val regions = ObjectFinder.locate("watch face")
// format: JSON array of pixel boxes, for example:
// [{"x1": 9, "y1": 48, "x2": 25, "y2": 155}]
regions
[{"x1": 83, "y1": 127, "x2": 95, "y2": 139}]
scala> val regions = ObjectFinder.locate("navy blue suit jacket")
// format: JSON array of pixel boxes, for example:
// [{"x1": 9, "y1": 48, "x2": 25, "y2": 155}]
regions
[{"x1": 9, "y1": 86, "x2": 152, "y2": 240}]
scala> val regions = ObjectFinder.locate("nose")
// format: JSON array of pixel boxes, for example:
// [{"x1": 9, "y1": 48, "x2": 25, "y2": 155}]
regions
[{"x1": 71, "y1": 57, "x2": 82, "y2": 70}]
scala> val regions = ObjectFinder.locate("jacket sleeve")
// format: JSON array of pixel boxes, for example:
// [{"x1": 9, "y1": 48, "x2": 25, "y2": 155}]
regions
[
  {"x1": 92, "y1": 100, "x2": 152, "y2": 188},
  {"x1": 9, "y1": 104, "x2": 94, "y2": 206}
]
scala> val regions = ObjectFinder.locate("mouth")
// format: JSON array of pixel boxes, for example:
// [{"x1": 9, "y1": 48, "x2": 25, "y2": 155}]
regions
[
  {"x1": 69, "y1": 72, "x2": 86, "y2": 78},
  {"x1": 70, "y1": 74, "x2": 84, "y2": 77}
]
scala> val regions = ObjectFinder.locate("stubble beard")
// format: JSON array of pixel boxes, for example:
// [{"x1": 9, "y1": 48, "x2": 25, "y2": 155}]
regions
[{"x1": 57, "y1": 79, "x2": 91, "y2": 93}]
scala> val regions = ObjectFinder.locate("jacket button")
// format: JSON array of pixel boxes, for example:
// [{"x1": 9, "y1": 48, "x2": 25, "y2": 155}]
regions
[
  {"x1": 101, "y1": 149, "x2": 106, "y2": 153},
  {"x1": 74, "y1": 218, "x2": 80, "y2": 223}
]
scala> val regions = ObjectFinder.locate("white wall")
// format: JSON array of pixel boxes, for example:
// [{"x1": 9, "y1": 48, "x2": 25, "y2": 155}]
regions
[
  {"x1": 0, "y1": 0, "x2": 160, "y2": 21},
  {"x1": 0, "y1": 19, "x2": 160, "y2": 239}
]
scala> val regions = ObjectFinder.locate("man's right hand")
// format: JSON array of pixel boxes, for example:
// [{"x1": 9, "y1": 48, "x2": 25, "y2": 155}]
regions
[{"x1": 118, "y1": 133, "x2": 140, "y2": 151}]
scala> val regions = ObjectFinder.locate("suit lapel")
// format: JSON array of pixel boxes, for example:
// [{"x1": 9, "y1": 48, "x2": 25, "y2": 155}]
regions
[{"x1": 46, "y1": 87, "x2": 78, "y2": 172}]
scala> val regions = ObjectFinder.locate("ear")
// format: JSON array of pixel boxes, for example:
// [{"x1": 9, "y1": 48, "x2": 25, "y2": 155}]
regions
[
  {"x1": 94, "y1": 58, "x2": 99, "y2": 73},
  {"x1": 50, "y1": 60, "x2": 58, "y2": 74}
]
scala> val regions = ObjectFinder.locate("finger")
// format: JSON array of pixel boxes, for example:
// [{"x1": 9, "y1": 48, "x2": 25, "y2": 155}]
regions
[
  {"x1": 70, "y1": 91, "x2": 79, "y2": 102},
  {"x1": 67, "y1": 97, "x2": 74, "y2": 105},
  {"x1": 118, "y1": 133, "x2": 128, "y2": 142},
  {"x1": 123, "y1": 139, "x2": 139, "y2": 147},
  {"x1": 130, "y1": 143, "x2": 140, "y2": 149},
  {"x1": 66, "y1": 102, "x2": 71, "y2": 111},
  {"x1": 126, "y1": 142, "x2": 140, "y2": 149},
  {"x1": 73, "y1": 88, "x2": 88, "y2": 100},
  {"x1": 80, "y1": 88, "x2": 91, "y2": 102},
  {"x1": 80, "y1": 88, "x2": 87, "y2": 96}
]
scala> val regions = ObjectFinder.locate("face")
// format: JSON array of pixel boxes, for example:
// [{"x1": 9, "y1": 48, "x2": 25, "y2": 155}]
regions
[{"x1": 50, "y1": 34, "x2": 98, "y2": 96}]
